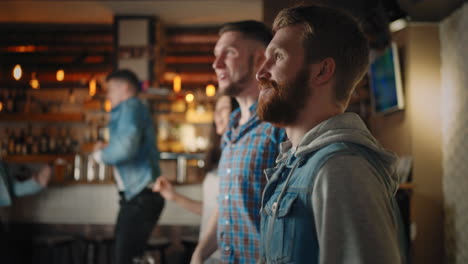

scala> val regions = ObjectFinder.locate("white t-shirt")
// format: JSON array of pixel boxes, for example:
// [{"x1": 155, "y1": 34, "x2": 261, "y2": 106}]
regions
[{"x1": 201, "y1": 170, "x2": 221, "y2": 261}]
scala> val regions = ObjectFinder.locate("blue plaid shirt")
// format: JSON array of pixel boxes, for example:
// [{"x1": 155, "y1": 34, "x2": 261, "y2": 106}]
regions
[{"x1": 217, "y1": 102, "x2": 286, "y2": 263}]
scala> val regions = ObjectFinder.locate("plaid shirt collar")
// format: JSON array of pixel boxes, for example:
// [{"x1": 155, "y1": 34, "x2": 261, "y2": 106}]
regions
[{"x1": 224, "y1": 102, "x2": 260, "y2": 145}]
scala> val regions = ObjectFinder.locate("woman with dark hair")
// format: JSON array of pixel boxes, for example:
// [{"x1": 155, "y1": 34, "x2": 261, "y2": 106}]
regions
[{"x1": 152, "y1": 95, "x2": 238, "y2": 263}]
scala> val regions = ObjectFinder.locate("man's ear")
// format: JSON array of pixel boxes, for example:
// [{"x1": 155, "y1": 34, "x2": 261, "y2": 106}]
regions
[
  {"x1": 311, "y1": 57, "x2": 335, "y2": 85},
  {"x1": 122, "y1": 81, "x2": 133, "y2": 94}
]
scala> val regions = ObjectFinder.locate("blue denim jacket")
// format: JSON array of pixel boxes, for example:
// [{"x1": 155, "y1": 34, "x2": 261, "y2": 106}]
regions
[
  {"x1": 259, "y1": 143, "x2": 406, "y2": 264},
  {"x1": 101, "y1": 97, "x2": 160, "y2": 200},
  {"x1": 1, "y1": 161, "x2": 43, "y2": 207}
]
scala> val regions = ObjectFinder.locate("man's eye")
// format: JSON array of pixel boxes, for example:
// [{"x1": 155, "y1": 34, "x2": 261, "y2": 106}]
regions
[
  {"x1": 275, "y1": 53, "x2": 283, "y2": 60},
  {"x1": 227, "y1": 50, "x2": 237, "y2": 56}
]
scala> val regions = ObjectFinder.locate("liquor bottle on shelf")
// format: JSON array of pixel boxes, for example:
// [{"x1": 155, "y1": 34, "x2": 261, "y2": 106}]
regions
[
  {"x1": 0, "y1": 129, "x2": 9, "y2": 157},
  {"x1": 25, "y1": 125, "x2": 35, "y2": 155},
  {"x1": 30, "y1": 133, "x2": 40, "y2": 155},
  {"x1": 48, "y1": 127, "x2": 57, "y2": 154},
  {"x1": 89, "y1": 121, "x2": 99, "y2": 143},
  {"x1": 7, "y1": 129, "x2": 16, "y2": 155},
  {"x1": 13, "y1": 129, "x2": 24, "y2": 155},
  {"x1": 19, "y1": 129, "x2": 28, "y2": 155},
  {"x1": 83, "y1": 124, "x2": 90, "y2": 143},
  {"x1": 64, "y1": 127, "x2": 73, "y2": 153},
  {"x1": 39, "y1": 127, "x2": 49, "y2": 154},
  {"x1": 5, "y1": 89, "x2": 16, "y2": 113},
  {"x1": 58, "y1": 127, "x2": 71, "y2": 154}
]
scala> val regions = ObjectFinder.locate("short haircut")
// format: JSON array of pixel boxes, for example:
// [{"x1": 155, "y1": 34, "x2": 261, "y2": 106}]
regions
[
  {"x1": 219, "y1": 20, "x2": 272, "y2": 47},
  {"x1": 274, "y1": 5, "x2": 369, "y2": 103},
  {"x1": 106, "y1": 69, "x2": 140, "y2": 93}
]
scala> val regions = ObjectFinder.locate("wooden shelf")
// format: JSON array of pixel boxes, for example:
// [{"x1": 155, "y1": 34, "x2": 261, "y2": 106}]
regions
[
  {"x1": 158, "y1": 112, "x2": 212, "y2": 125},
  {"x1": 4, "y1": 154, "x2": 75, "y2": 163},
  {"x1": 0, "y1": 113, "x2": 85, "y2": 122}
]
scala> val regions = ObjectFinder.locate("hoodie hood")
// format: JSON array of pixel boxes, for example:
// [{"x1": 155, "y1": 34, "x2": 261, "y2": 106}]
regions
[{"x1": 278, "y1": 112, "x2": 399, "y2": 193}]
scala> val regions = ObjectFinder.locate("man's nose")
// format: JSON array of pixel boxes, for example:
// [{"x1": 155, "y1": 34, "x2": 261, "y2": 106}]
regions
[
  {"x1": 256, "y1": 62, "x2": 271, "y2": 81},
  {"x1": 212, "y1": 55, "x2": 225, "y2": 69}
]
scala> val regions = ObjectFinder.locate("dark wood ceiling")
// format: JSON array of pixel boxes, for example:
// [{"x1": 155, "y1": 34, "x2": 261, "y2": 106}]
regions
[
  {"x1": 0, "y1": 23, "x2": 113, "y2": 89},
  {"x1": 160, "y1": 26, "x2": 218, "y2": 90},
  {"x1": 0, "y1": 23, "x2": 219, "y2": 91}
]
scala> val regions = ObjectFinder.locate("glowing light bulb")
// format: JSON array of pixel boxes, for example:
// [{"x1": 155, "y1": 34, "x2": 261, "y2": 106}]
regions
[
  {"x1": 13, "y1": 64, "x2": 22, "y2": 80},
  {"x1": 185, "y1": 93, "x2": 194, "y2": 103},
  {"x1": 104, "y1": 99, "x2": 112, "y2": 112},
  {"x1": 30, "y1": 79, "x2": 40, "y2": 89},
  {"x1": 89, "y1": 78, "x2": 97, "y2": 96},
  {"x1": 56, "y1": 69, "x2": 65, "y2": 81},
  {"x1": 205, "y1": 84, "x2": 216, "y2": 97},
  {"x1": 173, "y1": 74, "x2": 181, "y2": 93},
  {"x1": 30, "y1": 72, "x2": 40, "y2": 89}
]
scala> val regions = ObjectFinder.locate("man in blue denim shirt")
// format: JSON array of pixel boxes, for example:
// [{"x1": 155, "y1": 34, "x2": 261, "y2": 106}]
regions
[
  {"x1": 92, "y1": 69, "x2": 164, "y2": 264},
  {"x1": 256, "y1": 5, "x2": 405, "y2": 264}
]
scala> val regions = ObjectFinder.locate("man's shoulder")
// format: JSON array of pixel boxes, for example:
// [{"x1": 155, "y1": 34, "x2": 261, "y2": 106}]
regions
[
  {"x1": 119, "y1": 97, "x2": 149, "y2": 115},
  {"x1": 251, "y1": 119, "x2": 280, "y2": 131},
  {"x1": 256, "y1": 121, "x2": 286, "y2": 141},
  {"x1": 122, "y1": 97, "x2": 144, "y2": 108}
]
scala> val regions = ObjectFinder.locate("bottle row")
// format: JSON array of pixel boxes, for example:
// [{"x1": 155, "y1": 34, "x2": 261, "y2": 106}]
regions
[
  {"x1": 0, "y1": 126, "x2": 79, "y2": 156},
  {"x1": 0, "y1": 87, "x2": 79, "y2": 114}
]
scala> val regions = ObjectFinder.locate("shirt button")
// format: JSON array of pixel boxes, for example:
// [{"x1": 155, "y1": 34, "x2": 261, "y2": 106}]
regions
[
  {"x1": 224, "y1": 195, "x2": 229, "y2": 200},
  {"x1": 226, "y1": 168, "x2": 231, "y2": 174},
  {"x1": 225, "y1": 220, "x2": 230, "y2": 225},
  {"x1": 272, "y1": 202, "x2": 278, "y2": 212},
  {"x1": 224, "y1": 246, "x2": 230, "y2": 252}
]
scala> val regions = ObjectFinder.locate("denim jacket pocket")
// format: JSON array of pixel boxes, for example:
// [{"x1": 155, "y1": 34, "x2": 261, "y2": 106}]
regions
[{"x1": 261, "y1": 192, "x2": 298, "y2": 263}]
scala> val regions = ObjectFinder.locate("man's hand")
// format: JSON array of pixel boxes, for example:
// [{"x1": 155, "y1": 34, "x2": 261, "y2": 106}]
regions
[
  {"x1": 93, "y1": 141, "x2": 107, "y2": 152},
  {"x1": 152, "y1": 176, "x2": 176, "y2": 201},
  {"x1": 33, "y1": 165, "x2": 52, "y2": 187}
]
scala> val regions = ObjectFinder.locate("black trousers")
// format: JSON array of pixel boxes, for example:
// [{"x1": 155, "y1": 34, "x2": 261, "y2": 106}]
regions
[{"x1": 114, "y1": 189, "x2": 165, "y2": 264}]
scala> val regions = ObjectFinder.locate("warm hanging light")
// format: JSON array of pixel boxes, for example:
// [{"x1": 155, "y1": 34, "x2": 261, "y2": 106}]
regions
[
  {"x1": 104, "y1": 99, "x2": 112, "y2": 112},
  {"x1": 185, "y1": 93, "x2": 194, "y2": 103},
  {"x1": 173, "y1": 74, "x2": 182, "y2": 93},
  {"x1": 30, "y1": 72, "x2": 40, "y2": 89},
  {"x1": 0, "y1": 101, "x2": 3, "y2": 112},
  {"x1": 13, "y1": 64, "x2": 22, "y2": 80},
  {"x1": 89, "y1": 78, "x2": 97, "y2": 96},
  {"x1": 56, "y1": 69, "x2": 65, "y2": 81},
  {"x1": 205, "y1": 84, "x2": 216, "y2": 97}
]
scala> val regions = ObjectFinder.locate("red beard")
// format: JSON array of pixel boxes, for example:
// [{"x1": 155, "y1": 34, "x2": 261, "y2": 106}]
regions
[{"x1": 257, "y1": 68, "x2": 311, "y2": 126}]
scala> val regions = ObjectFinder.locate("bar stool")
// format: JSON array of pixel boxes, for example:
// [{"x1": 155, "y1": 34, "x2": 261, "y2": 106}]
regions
[
  {"x1": 32, "y1": 235, "x2": 75, "y2": 264},
  {"x1": 181, "y1": 235, "x2": 198, "y2": 264},
  {"x1": 145, "y1": 237, "x2": 171, "y2": 264},
  {"x1": 81, "y1": 235, "x2": 114, "y2": 264}
]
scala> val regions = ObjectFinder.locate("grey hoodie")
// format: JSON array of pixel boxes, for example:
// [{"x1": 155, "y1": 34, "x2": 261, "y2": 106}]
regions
[{"x1": 277, "y1": 112, "x2": 403, "y2": 264}]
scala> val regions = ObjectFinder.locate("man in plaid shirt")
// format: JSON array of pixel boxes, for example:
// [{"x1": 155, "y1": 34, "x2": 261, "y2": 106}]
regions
[{"x1": 190, "y1": 21, "x2": 286, "y2": 264}]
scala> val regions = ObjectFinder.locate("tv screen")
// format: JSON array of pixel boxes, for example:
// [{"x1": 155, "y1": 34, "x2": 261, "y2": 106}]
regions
[{"x1": 369, "y1": 42, "x2": 405, "y2": 114}]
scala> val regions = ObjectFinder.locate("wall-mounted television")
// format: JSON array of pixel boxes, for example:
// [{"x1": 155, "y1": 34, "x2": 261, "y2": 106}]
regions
[{"x1": 369, "y1": 42, "x2": 405, "y2": 114}]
